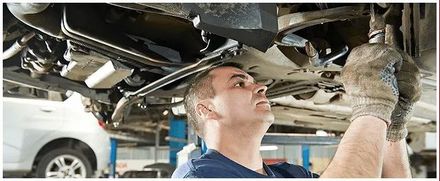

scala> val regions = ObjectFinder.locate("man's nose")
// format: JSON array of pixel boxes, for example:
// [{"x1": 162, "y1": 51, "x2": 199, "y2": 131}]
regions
[{"x1": 254, "y1": 83, "x2": 268, "y2": 95}]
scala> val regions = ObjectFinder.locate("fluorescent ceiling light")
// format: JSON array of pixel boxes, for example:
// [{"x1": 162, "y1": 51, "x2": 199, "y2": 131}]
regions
[
  {"x1": 316, "y1": 130, "x2": 328, "y2": 136},
  {"x1": 260, "y1": 145, "x2": 278, "y2": 151}
]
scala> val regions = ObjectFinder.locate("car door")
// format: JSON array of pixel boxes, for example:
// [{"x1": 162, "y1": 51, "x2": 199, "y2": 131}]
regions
[{"x1": 3, "y1": 83, "x2": 65, "y2": 166}]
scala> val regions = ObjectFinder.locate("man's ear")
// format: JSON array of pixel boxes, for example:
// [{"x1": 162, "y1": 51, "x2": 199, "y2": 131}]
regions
[{"x1": 196, "y1": 100, "x2": 218, "y2": 120}]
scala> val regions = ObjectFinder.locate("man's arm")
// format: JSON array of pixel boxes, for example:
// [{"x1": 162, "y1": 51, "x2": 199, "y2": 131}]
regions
[
  {"x1": 382, "y1": 140, "x2": 412, "y2": 177},
  {"x1": 320, "y1": 43, "x2": 404, "y2": 178},
  {"x1": 320, "y1": 116, "x2": 386, "y2": 178}
]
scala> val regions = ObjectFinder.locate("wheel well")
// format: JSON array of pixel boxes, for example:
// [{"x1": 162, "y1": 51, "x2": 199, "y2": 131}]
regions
[{"x1": 32, "y1": 138, "x2": 97, "y2": 173}]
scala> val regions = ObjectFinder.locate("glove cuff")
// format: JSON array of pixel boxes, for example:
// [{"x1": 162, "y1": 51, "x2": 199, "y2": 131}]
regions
[
  {"x1": 386, "y1": 124, "x2": 408, "y2": 142},
  {"x1": 350, "y1": 96, "x2": 395, "y2": 126}
]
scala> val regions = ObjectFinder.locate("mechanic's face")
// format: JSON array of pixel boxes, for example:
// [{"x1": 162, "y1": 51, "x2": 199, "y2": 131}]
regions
[{"x1": 207, "y1": 66, "x2": 274, "y2": 127}]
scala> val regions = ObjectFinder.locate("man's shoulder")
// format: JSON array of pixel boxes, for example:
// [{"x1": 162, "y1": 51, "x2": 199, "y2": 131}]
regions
[
  {"x1": 172, "y1": 158, "x2": 241, "y2": 178},
  {"x1": 268, "y1": 162, "x2": 320, "y2": 178}
]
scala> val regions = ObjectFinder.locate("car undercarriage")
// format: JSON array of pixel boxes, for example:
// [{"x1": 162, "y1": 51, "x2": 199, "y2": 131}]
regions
[{"x1": 3, "y1": 3, "x2": 437, "y2": 141}]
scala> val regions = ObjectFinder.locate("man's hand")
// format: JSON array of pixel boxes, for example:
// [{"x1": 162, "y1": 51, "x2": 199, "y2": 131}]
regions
[
  {"x1": 341, "y1": 43, "x2": 403, "y2": 125},
  {"x1": 387, "y1": 50, "x2": 422, "y2": 142},
  {"x1": 323, "y1": 43, "x2": 410, "y2": 178}
]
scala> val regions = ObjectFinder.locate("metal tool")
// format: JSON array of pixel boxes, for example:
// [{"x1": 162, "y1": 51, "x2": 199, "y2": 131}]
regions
[{"x1": 368, "y1": 4, "x2": 386, "y2": 43}]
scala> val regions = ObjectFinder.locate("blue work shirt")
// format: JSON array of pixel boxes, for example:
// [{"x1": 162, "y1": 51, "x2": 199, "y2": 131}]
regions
[{"x1": 172, "y1": 149, "x2": 319, "y2": 178}]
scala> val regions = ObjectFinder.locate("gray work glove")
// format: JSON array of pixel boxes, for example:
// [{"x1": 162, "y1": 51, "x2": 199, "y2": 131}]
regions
[
  {"x1": 341, "y1": 43, "x2": 402, "y2": 125},
  {"x1": 387, "y1": 50, "x2": 422, "y2": 142}
]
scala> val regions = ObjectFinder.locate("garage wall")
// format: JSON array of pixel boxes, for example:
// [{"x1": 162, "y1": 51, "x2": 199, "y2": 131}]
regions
[
  {"x1": 116, "y1": 146, "x2": 170, "y2": 175},
  {"x1": 117, "y1": 146, "x2": 169, "y2": 160}
]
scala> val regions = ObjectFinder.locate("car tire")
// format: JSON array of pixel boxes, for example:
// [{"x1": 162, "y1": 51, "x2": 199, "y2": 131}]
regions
[{"x1": 35, "y1": 148, "x2": 93, "y2": 178}]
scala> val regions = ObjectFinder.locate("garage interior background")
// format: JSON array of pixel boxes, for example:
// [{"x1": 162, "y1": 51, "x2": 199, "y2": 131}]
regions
[{"x1": 2, "y1": 2, "x2": 438, "y2": 178}]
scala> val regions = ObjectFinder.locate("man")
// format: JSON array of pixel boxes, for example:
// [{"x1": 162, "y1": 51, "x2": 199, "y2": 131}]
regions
[{"x1": 172, "y1": 43, "x2": 421, "y2": 178}]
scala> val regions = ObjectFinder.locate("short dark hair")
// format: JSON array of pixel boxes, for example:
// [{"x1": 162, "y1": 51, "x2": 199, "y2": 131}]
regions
[{"x1": 183, "y1": 62, "x2": 242, "y2": 137}]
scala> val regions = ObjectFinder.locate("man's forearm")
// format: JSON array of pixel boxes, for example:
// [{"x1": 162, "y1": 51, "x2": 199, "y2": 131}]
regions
[
  {"x1": 382, "y1": 139, "x2": 412, "y2": 178},
  {"x1": 320, "y1": 116, "x2": 387, "y2": 178}
]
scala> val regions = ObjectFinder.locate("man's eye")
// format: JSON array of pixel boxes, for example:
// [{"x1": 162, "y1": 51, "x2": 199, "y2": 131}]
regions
[{"x1": 234, "y1": 82, "x2": 245, "y2": 87}]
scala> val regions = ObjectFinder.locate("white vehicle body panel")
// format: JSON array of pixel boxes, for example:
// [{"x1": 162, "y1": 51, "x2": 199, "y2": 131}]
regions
[{"x1": 3, "y1": 92, "x2": 110, "y2": 173}]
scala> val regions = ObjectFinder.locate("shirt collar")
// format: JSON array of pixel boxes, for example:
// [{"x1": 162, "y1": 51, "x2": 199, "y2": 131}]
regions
[{"x1": 205, "y1": 149, "x2": 277, "y2": 177}]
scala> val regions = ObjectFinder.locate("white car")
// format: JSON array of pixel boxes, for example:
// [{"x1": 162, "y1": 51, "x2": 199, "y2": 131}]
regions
[{"x1": 3, "y1": 82, "x2": 111, "y2": 178}]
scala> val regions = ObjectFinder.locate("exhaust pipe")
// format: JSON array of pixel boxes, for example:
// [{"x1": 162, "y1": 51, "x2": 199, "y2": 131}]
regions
[{"x1": 3, "y1": 32, "x2": 36, "y2": 60}]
